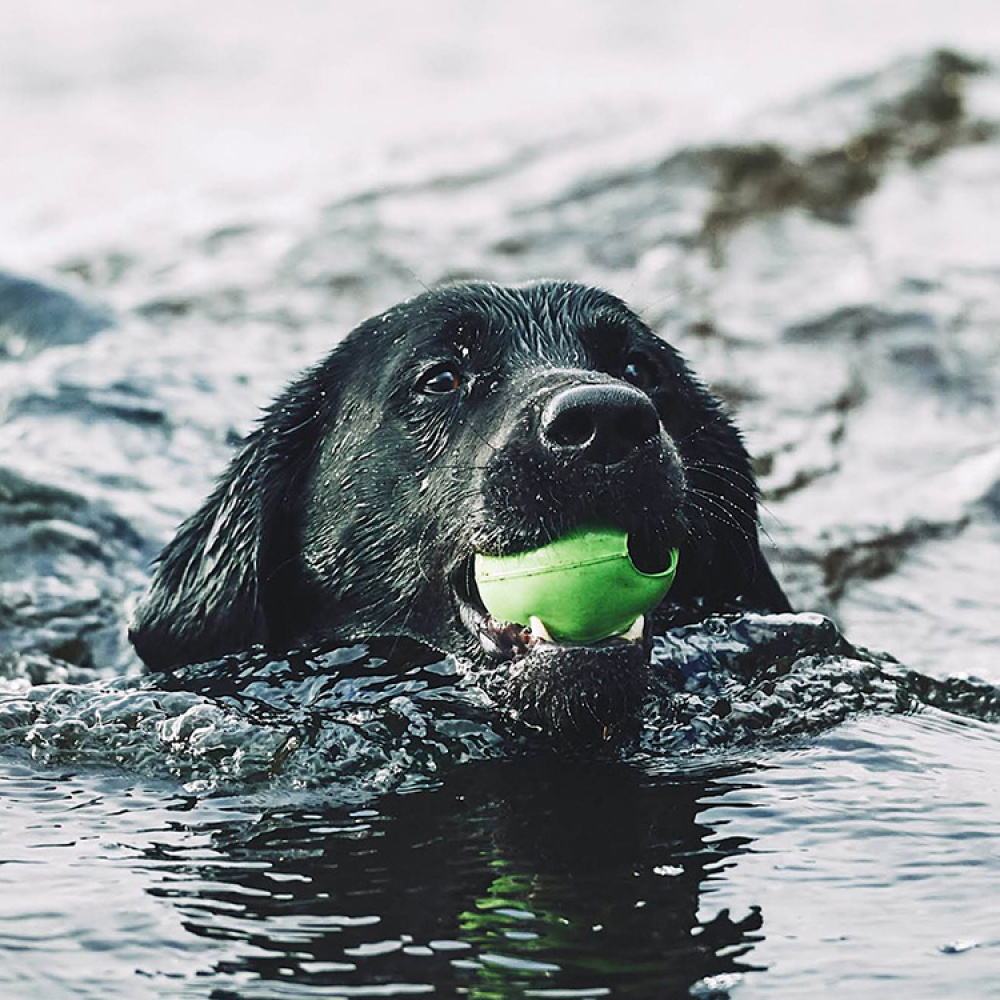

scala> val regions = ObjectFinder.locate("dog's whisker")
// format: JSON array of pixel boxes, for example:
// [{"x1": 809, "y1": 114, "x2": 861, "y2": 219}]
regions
[
  {"x1": 684, "y1": 490, "x2": 759, "y2": 578},
  {"x1": 685, "y1": 488, "x2": 757, "y2": 541},
  {"x1": 686, "y1": 466, "x2": 758, "y2": 503},
  {"x1": 686, "y1": 486, "x2": 757, "y2": 524},
  {"x1": 686, "y1": 458, "x2": 761, "y2": 490},
  {"x1": 686, "y1": 457, "x2": 787, "y2": 557}
]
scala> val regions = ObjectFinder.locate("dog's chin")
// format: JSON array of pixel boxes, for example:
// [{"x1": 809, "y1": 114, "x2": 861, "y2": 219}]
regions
[
  {"x1": 479, "y1": 640, "x2": 649, "y2": 747},
  {"x1": 452, "y1": 563, "x2": 651, "y2": 746}
]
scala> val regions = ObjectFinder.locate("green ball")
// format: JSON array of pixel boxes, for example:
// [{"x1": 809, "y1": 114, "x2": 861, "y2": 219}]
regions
[{"x1": 474, "y1": 527, "x2": 679, "y2": 643}]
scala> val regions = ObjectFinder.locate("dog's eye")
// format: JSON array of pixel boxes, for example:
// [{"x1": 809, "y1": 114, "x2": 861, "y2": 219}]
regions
[
  {"x1": 622, "y1": 354, "x2": 657, "y2": 392},
  {"x1": 419, "y1": 365, "x2": 463, "y2": 395}
]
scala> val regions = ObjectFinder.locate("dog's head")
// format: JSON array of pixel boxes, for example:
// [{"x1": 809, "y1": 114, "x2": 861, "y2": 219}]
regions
[{"x1": 131, "y1": 282, "x2": 787, "y2": 742}]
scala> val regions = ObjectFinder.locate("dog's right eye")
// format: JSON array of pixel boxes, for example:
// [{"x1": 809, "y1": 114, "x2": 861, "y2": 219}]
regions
[
  {"x1": 621, "y1": 353, "x2": 658, "y2": 392},
  {"x1": 418, "y1": 365, "x2": 463, "y2": 395}
]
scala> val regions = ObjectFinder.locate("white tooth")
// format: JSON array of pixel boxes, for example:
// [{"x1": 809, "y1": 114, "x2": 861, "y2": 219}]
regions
[
  {"x1": 529, "y1": 616, "x2": 553, "y2": 642},
  {"x1": 619, "y1": 615, "x2": 645, "y2": 642}
]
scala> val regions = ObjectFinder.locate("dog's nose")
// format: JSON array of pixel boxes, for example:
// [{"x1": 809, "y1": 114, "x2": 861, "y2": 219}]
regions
[{"x1": 540, "y1": 384, "x2": 660, "y2": 465}]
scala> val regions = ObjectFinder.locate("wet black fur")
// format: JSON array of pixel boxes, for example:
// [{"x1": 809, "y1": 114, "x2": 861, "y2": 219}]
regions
[{"x1": 131, "y1": 281, "x2": 788, "y2": 739}]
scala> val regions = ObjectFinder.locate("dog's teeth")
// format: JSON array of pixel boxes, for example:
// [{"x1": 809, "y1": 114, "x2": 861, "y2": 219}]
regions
[
  {"x1": 619, "y1": 615, "x2": 645, "y2": 642},
  {"x1": 529, "y1": 616, "x2": 553, "y2": 642}
]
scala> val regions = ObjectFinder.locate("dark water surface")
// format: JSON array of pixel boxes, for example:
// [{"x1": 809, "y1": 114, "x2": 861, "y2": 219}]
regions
[
  {"x1": 3, "y1": 710, "x2": 999, "y2": 999},
  {"x1": 2, "y1": 3, "x2": 1000, "y2": 997}
]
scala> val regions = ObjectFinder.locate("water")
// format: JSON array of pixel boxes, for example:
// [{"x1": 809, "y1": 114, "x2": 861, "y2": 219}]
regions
[
  {"x1": 2, "y1": 2, "x2": 1000, "y2": 997},
  {"x1": 3, "y1": 712, "x2": 998, "y2": 998}
]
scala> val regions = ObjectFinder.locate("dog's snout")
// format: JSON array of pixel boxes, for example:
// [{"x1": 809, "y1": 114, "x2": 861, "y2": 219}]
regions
[{"x1": 540, "y1": 384, "x2": 659, "y2": 465}]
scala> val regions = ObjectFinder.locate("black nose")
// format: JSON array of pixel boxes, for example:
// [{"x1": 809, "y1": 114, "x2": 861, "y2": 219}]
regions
[{"x1": 540, "y1": 384, "x2": 660, "y2": 465}]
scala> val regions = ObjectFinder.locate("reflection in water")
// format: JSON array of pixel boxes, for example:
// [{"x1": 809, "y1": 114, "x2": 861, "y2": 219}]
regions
[{"x1": 147, "y1": 762, "x2": 764, "y2": 997}]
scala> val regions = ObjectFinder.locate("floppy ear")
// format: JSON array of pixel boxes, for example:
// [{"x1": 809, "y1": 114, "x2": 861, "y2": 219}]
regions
[
  {"x1": 130, "y1": 365, "x2": 336, "y2": 671},
  {"x1": 646, "y1": 344, "x2": 791, "y2": 614},
  {"x1": 741, "y1": 548, "x2": 791, "y2": 612},
  {"x1": 679, "y1": 397, "x2": 790, "y2": 612}
]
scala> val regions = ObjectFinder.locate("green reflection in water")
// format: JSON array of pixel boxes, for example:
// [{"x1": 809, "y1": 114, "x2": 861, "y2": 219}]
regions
[{"x1": 456, "y1": 858, "x2": 645, "y2": 998}]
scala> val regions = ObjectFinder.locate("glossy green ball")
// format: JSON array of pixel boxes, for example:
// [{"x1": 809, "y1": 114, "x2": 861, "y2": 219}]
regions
[{"x1": 474, "y1": 527, "x2": 678, "y2": 643}]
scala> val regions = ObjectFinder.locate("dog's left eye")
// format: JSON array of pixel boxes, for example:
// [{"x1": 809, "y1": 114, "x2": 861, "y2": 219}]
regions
[
  {"x1": 418, "y1": 365, "x2": 463, "y2": 395},
  {"x1": 622, "y1": 353, "x2": 657, "y2": 392}
]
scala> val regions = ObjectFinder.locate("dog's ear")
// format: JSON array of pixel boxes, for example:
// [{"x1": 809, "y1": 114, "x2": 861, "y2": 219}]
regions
[
  {"x1": 740, "y1": 548, "x2": 790, "y2": 612},
  {"x1": 644, "y1": 342, "x2": 791, "y2": 614},
  {"x1": 130, "y1": 365, "x2": 335, "y2": 670}
]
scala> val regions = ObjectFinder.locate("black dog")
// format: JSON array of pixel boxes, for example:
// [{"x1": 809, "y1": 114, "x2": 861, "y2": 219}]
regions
[{"x1": 131, "y1": 282, "x2": 789, "y2": 741}]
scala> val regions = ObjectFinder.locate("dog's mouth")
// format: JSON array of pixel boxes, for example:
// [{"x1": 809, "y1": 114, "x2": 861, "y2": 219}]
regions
[
  {"x1": 450, "y1": 553, "x2": 653, "y2": 745},
  {"x1": 448, "y1": 528, "x2": 679, "y2": 743},
  {"x1": 451, "y1": 527, "x2": 677, "y2": 661},
  {"x1": 453, "y1": 556, "x2": 650, "y2": 660}
]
